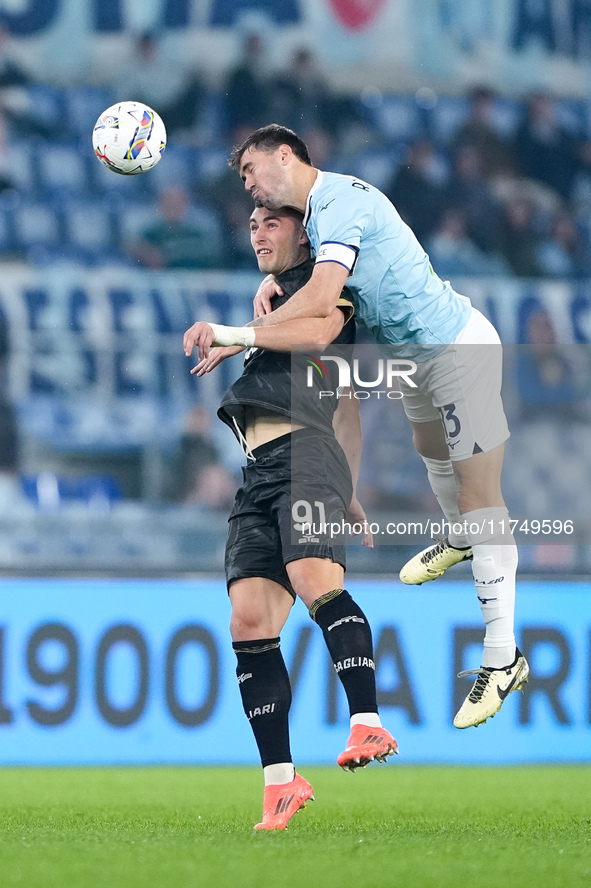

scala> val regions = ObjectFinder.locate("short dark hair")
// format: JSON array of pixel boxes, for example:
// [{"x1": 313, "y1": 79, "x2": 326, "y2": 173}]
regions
[
  {"x1": 229, "y1": 124, "x2": 312, "y2": 170},
  {"x1": 250, "y1": 201, "x2": 305, "y2": 226}
]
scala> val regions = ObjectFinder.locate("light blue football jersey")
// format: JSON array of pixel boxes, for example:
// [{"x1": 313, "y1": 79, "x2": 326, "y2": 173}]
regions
[{"x1": 304, "y1": 170, "x2": 472, "y2": 361}]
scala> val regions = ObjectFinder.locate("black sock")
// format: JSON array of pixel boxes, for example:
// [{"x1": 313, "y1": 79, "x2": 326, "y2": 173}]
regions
[
  {"x1": 232, "y1": 637, "x2": 292, "y2": 768},
  {"x1": 311, "y1": 589, "x2": 378, "y2": 717}
]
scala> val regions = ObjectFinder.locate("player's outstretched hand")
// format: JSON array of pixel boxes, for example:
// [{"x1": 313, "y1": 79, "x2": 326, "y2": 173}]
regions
[
  {"x1": 183, "y1": 321, "x2": 216, "y2": 362},
  {"x1": 191, "y1": 345, "x2": 245, "y2": 376},
  {"x1": 253, "y1": 274, "x2": 283, "y2": 317},
  {"x1": 347, "y1": 496, "x2": 374, "y2": 548}
]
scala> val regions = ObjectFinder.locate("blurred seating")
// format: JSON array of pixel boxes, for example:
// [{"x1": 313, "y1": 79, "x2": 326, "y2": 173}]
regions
[
  {"x1": 63, "y1": 86, "x2": 116, "y2": 141},
  {"x1": 12, "y1": 198, "x2": 62, "y2": 257},
  {"x1": 429, "y1": 95, "x2": 470, "y2": 146},
  {"x1": 360, "y1": 93, "x2": 425, "y2": 145},
  {"x1": 36, "y1": 141, "x2": 91, "y2": 198},
  {"x1": 21, "y1": 471, "x2": 122, "y2": 510},
  {"x1": 347, "y1": 146, "x2": 401, "y2": 191},
  {"x1": 0, "y1": 81, "x2": 587, "y2": 276},
  {"x1": 61, "y1": 198, "x2": 119, "y2": 263},
  {"x1": 502, "y1": 420, "x2": 591, "y2": 520}
]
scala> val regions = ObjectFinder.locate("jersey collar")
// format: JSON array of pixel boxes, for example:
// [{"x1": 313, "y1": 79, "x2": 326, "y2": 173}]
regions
[
  {"x1": 303, "y1": 169, "x2": 324, "y2": 228},
  {"x1": 275, "y1": 258, "x2": 314, "y2": 290}
]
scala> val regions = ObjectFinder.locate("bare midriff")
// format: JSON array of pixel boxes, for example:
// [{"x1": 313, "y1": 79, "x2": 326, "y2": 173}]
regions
[{"x1": 244, "y1": 406, "x2": 306, "y2": 450}]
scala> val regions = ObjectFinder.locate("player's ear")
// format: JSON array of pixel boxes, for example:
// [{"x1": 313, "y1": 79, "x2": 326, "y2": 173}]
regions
[
  {"x1": 299, "y1": 227, "x2": 310, "y2": 247},
  {"x1": 278, "y1": 144, "x2": 293, "y2": 165}
]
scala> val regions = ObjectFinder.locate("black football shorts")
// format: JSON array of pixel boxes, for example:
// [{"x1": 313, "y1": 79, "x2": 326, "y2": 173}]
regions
[{"x1": 225, "y1": 427, "x2": 352, "y2": 598}]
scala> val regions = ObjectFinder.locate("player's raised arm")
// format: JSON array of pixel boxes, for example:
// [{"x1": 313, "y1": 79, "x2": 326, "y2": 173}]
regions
[
  {"x1": 184, "y1": 200, "x2": 352, "y2": 361},
  {"x1": 250, "y1": 307, "x2": 345, "y2": 349},
  {"x1": 183, "y1": 263, "x2": 347, "y2": 362},
  {"x1": 184, "y1": 308, "x2": 346, "y2": 364}
]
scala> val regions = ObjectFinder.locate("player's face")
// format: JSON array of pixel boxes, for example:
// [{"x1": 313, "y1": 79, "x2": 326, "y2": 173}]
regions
[
  {"x1": 240, "y1": 146, "x2": 292, "y2": 210},
  {"x1": 250, "y1": 207, "x2": 308, "y2": 274}
]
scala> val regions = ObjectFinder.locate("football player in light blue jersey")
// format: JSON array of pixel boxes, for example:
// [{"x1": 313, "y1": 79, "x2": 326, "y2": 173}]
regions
[
  {"x1": 302, "y1": 168, "x2": 472, "y2": 360},
  {"x1": 184, "y1": 125, "x2": 529, "y2": 731}
]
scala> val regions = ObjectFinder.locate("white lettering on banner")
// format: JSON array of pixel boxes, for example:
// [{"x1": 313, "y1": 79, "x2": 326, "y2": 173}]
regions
[
  {"x1": 0, "y1": 580, "x2": 589, "y2": 764},
  {"x1": 8, "y1": 1, "x2": 591, "y2": 90},
  {"x1": 0, "y1": 268, "x2": 263, "y2": 448},
  {"x1": 3, "y1": 0, "x2": 302, "y2": 36},
  {"x1": 0, "y1": 268, "x2": 588, "y2": 466}
]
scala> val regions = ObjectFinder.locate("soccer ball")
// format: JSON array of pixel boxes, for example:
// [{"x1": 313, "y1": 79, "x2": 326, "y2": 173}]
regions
[{"x1": 92, "y1": 101, "x2": 167, "y2": 175}]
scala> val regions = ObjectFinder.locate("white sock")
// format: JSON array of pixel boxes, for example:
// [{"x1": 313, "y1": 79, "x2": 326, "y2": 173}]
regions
[
  {"x1": 350, "y1": 712, "x2": 382, "y2": 729},
  {"x1": 263, "y1": 763, "x2": 296, "y2": 786},
  {"x1": 422, "y1": 457, "x2": 469, "y2": 548},
  {"x1": 464, "y1": 506, "x2": 517, "y2": 669}
]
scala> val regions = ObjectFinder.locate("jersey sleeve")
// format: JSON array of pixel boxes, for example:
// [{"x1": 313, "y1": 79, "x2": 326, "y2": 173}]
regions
[
  {"x1": 336, "y1": 292, "x2": 354, "y2": 324},
  {"x1": 313, "y1": 181, "x2": 374, "y2": 273},
  {"x1": 334, "y1": 289, "x2": 355, "y2": 345}
]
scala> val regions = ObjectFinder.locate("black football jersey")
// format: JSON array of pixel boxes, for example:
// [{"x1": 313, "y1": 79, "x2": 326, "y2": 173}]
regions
[{"x1": 218, "y1": 258, "x2": 355, "y2": 439}]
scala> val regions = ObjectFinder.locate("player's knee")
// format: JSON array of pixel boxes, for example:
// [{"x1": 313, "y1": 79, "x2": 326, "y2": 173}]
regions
[
  {"x1": 229, "y1": 606, "x2": 268, "y2": 642},
  {"x1": 286, "y1": 559, "x2": 345, "y2": 610},
  {"x1": 411, "y1": 420, "x2": 448, "y2": 460}
]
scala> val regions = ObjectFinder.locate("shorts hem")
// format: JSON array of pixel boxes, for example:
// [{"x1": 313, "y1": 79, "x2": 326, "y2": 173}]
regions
[
  {"x1": 284, "y1": 550, "x2": 347, "y2": 570},
  {"x1": 226, "y1": 572, "x2": 296, "y2": 600},
  {"x1": 449, "y1": 430, "x2": 510, "y2": 462}
]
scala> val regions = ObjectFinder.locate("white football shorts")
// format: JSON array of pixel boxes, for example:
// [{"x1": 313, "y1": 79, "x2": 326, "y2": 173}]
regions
[{"x1": 400, "y1": 307, "x2": 510, "y2": 461}]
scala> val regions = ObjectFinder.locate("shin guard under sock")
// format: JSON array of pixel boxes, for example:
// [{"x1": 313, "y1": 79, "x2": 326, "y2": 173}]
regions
[
  {"x1": 310, "y1": 589, "x2": 378, "y2": 717},
  {"x1": 233, "y1": 637, "x2": 292, "y2": 767},
  {"x1": 464, "y1": 507, "x2": 518, "y2": 668},
  {"x1": 422, "y1": 456, "x2": 470, "y2": 549}
]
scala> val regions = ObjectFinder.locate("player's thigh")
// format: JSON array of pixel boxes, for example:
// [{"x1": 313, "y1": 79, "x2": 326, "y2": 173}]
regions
[
  {"x1": 278, "y1": 434, "x2": 350, "y2": 605},
  {"x1": 287, "y1": 431, "x2": 353, "y2": 535},
  {"x1": 434, "y1": 311, "x2": 509, "y2": 460},
  {"x1": 435, "y1": 349, "x2": 508, "y2": 462},
  {"x1": 402, "y1": 348, "x2": 508, "y2": 461},
  {"x1": 229, "y1": 577, "x2": 294, "y2": 641},
  {"x1": 225, "y1": 504, "x2": 297, "y2": 597},
  {"x1": 285, "y1": 557, "x2": 345, "y2": 610},
  {"x1": 453, "y1": 442, "x2": 506, "y2": 513},
  {"x1": 410, "y1": 417, "x2": 449, "y2": 459}
]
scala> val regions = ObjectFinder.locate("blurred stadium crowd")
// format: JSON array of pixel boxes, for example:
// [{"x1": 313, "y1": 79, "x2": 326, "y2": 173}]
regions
[{"x1": 1, "y1": 28, "x2": 591, "y2": 278}]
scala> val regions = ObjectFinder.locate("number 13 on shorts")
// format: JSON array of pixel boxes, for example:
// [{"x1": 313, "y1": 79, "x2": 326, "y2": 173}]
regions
[{"x1": 439, "y1": 402, "x2": 461, "y2": 448}]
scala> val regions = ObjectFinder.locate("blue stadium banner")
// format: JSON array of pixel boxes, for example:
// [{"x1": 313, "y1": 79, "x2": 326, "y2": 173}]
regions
[
  {"x1": 0, "y1": 578, "x2": 589, "y2": 765},
  {"x1": 4, "y1": 2, "x2": 591, "y2": 93}
]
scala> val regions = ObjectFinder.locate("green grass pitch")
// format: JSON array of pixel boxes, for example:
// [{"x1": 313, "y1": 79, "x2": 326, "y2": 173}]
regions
[{"x1": 0, "y1": 766, "x2": 589, "y2": 888}]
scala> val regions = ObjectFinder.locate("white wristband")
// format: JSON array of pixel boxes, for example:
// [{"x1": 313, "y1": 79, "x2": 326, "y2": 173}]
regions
[{"x1": 208, "y1": 323, "x2": 256, "y2": 348}]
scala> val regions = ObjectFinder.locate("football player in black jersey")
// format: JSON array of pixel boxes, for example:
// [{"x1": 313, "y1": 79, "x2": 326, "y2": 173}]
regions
[{"x1": 184, "y1": 205, "x2": 397, "y2": 830}]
